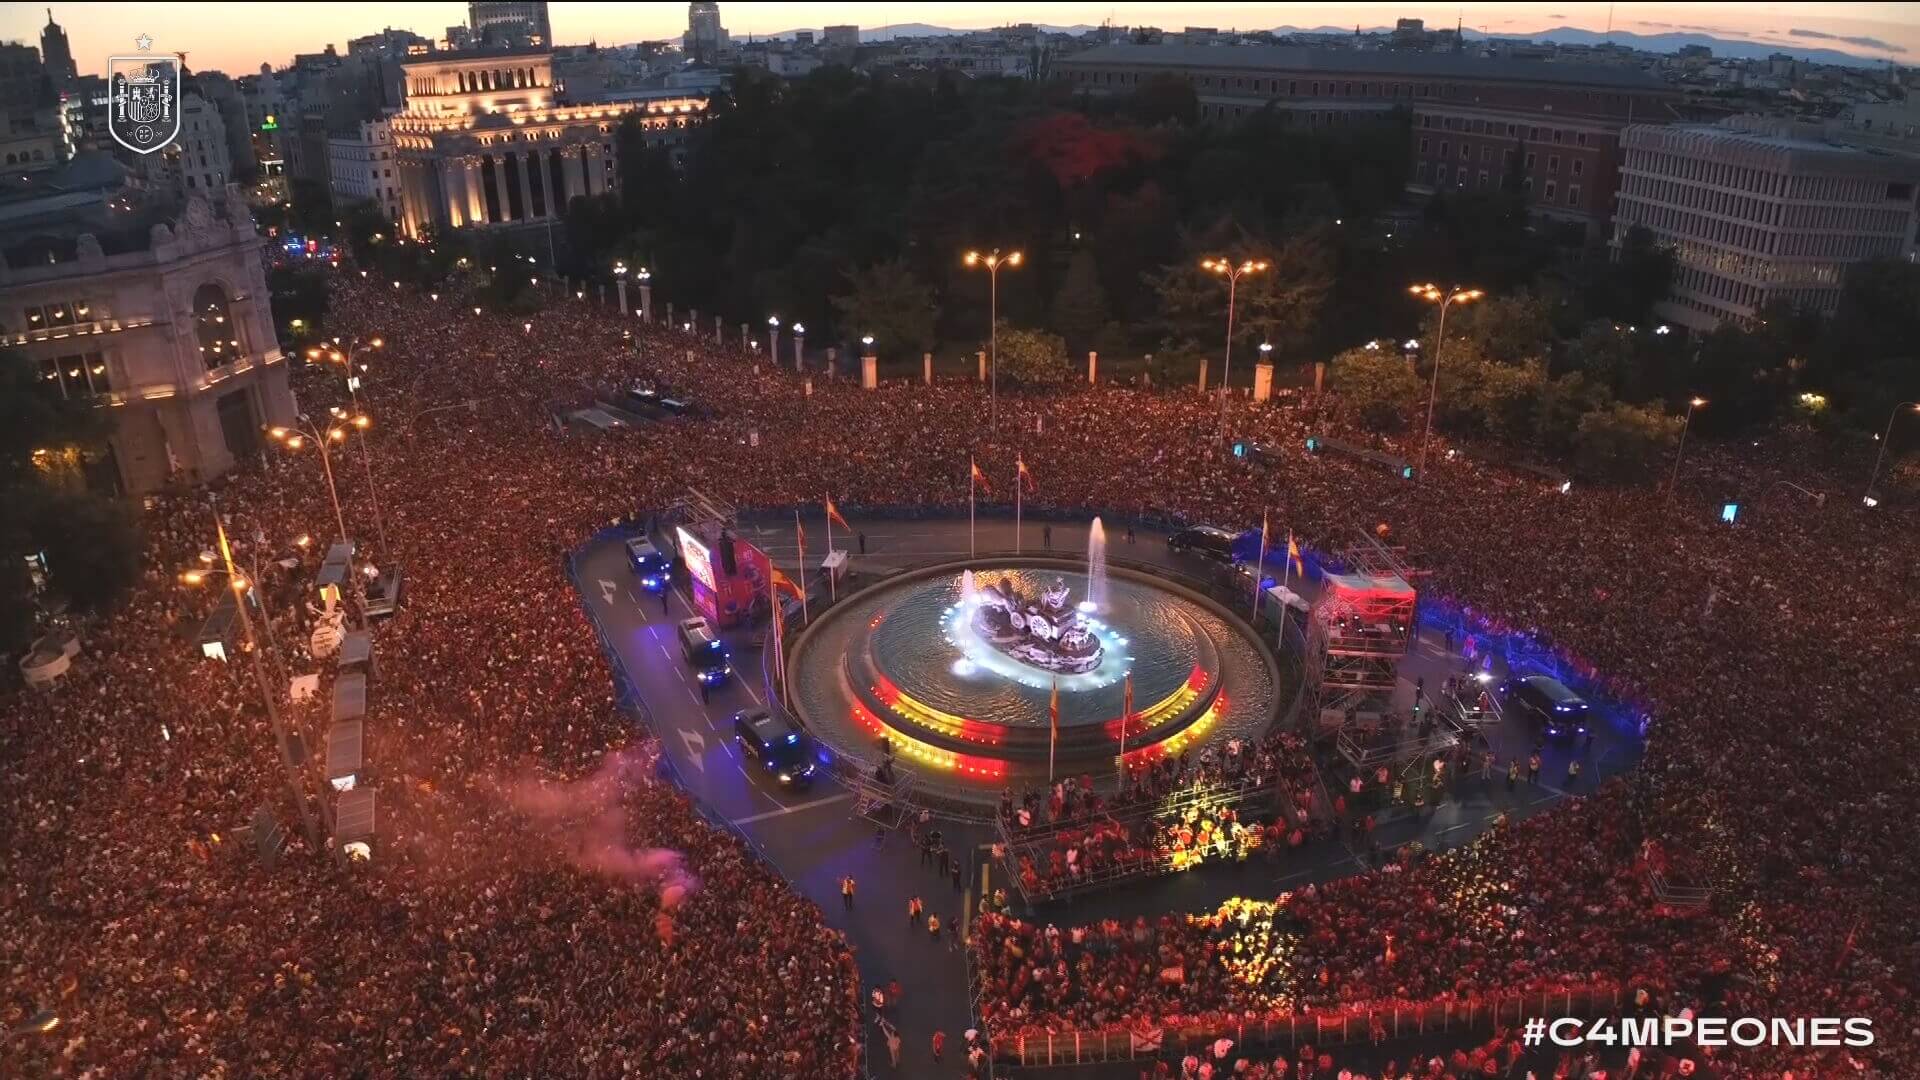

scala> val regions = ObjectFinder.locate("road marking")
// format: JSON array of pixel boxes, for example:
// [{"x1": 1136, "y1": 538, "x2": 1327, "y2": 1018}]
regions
[
  {"x1": 733, "y1": 791, "x2": 853, "y2": 824},
  {"x1": 677, "y1": 727, "x2": 706, "y2": 769},
  {"x1": 597, "y1": 578, "x2": 617, "y2": 606}
]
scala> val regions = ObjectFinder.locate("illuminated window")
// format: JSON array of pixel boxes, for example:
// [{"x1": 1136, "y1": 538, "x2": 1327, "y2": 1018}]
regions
[{"x1": 193, "y1": 283, "x2": 238, "y2": 371}]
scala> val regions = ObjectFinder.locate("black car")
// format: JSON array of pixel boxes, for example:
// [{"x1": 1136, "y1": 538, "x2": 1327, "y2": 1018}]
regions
[
  {"x1": 733, "y1": 708, "x2": 817, "y2": 787},
  {"x1": 1499, "y1": 674, "x2": 1591, "y2": 738},
  {"x1": 677, "y1": 617, "x2": 732, "y2": 692},
  {"x1": 1168, "y1": 525, "x2": 1238, "y2": 564}
]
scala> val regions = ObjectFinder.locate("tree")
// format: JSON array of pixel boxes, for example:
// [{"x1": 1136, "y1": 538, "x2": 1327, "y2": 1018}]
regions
[
  {"x1": 1147, "y1": 222, "x2": 1335, "y2": 371},
  {"x1": 1118, "y1": 75, "x2": 1198, "y2": 127},
  {"x1": 1570, "y1": 402, "x2": 1681, "y2": 483},
  {"x1": 1329, "y1": 346, "x2": 1422, "y2": 431},
  {"x1": 0, "y1": 355, "x2": 140, "y2": 650},
  {"x1": 994, "y1": 322, "x2": 1071, "y2": 385},
  {"x1": 1050, "y1": 249, "x2": 1110, "y2": 356},
  {"x1": 1581, "y1": 226, "x2": 1675, "y2": 325},
  {"x1": 1531, "y1": 371, "x2": 1612, "y2": 457},
  {"x1": 1431, "y1": 291, "x2": 1554, "y2": 366},
  {"x1": 1434, "y1": 351, "x2": 1547, "y2": 443},
  {"x1": 831, "y1": 259, "x2": 939, "y2": 354}
]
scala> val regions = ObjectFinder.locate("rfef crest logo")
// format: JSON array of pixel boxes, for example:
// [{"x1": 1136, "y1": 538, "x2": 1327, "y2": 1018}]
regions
[{"x1": 108, "y1": 36, "x2": 180, "y2": 156}]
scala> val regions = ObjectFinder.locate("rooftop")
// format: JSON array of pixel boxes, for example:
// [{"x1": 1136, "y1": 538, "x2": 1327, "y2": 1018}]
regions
[{"x1": 1059, "y1": 43, "x2": 1672, "y2": 92}]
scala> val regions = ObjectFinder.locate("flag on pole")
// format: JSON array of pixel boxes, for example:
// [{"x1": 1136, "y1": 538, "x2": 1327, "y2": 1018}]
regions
[
  {"x1": 1016, "y1": 457, "x2": 1035, "y2": 493},
  {"x1": 794, "y1": 511, "x2": 809, "y2": 624},
  {"x1": 1286, "y1": 530, "x2": 1304, "y2": 581},
  {"x1": 970, "y1": 457, "x2": 992, "y2": 496},
  {"x1": 1120, "y1": 672, "x2": 1134, "y2": 776},
  {"x1": 825, "y1": 498, "x2": 850, "y2": 531},
  {"x1": 1048, "y1": 678, "x2": 1060, "y2": 783},
  {"x1": 216, "y1": 517, "x2": 238, "y2": 580}
]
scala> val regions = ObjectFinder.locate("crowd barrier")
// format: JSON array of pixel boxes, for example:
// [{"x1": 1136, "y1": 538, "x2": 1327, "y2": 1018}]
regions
[{"x1": 994, "y1": 984, "x2": 1624, "y2": 1068}]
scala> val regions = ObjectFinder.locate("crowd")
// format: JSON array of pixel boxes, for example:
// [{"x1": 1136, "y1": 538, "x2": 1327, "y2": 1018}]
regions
[{"x1": 4, "y1": 261, "x2": 1915, "y2": 1077}]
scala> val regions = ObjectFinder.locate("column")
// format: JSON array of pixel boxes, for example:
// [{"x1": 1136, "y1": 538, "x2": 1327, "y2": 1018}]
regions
[
  {"x1": 861, "y1": 347, "x2": 878, "y2": 390},
  {"x1": 565, "y1": 143, "x2": 587, "y2": 200},
  {"x1": 492, "y1": 155, "x2": 513, "y2": 222},
  {"x1": 515, "y1": 151, "x2": 536, "y2": 219},
  {"x1": 464, "y1": 159, "x2": 485, "y2": 225},
  {"x1": 1253, "y1": 361, "x2": 1275, "y2": 402},
  {"x1": 439, "y1": 158, "x2": 464, "y2": 228},
  {"x1": 582, "y1": 143, "x2": 602, "y2": 195}
]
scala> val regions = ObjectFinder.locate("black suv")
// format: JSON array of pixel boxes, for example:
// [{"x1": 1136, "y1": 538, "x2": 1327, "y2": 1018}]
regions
[
  {"x1": 1499, "y1": 674, "x2": 1591, "y2": 738},
  {"x1": 733, "y1": 708, "x2": 817, "y2": 787},
  {"x1": 1168, "y1": 525, "x2": 1238, "y2": 564}
]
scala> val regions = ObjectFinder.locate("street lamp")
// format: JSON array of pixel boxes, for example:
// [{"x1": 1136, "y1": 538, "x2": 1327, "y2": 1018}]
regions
[
  {"x1": 312, "y1": 338, "x2": 390, "y2": 558},
  {"x1": 268, "y1": 413, "x2": 355, "y2": 545},
  {"x1": 1408, "y1": 283, "x2": 1486, "y2": 474},
  {"x1": 1666, "y1": 397, "x2": 1708, "y2": 502},
  {"x1": 1201, "y1": 256, "x2": 1269, "y2": 434},
  {"x1": 1864, "y1": 401, "x2": 1920, "y2": 505},
  {"x1": 181, "y1": 527, "x2": 324, "y2": 855},
  {"x1": 963, "y1": 247, "x2": 1024, "y2": 432}
]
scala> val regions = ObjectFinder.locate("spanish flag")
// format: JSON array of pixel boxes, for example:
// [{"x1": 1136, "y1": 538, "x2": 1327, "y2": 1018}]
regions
[
  {"x1": 770, "y1": 567, "x2": 802, "y2": 597},
  {"x1": 969, "y1": 457, "x2": 992, "y2": 496},
  {"x1": 1286, "y1": 531, "x2": 1304, "y2": 579},
  {"x1": 1048, "y1": 678, "x2": 1060, "y2": 782},
  {"x1": 825, "y1": 498, "x2": 850, "y2": 532},
  {"x1": 1016, "y1": 456, "x2": 1036, "y2": 494}
]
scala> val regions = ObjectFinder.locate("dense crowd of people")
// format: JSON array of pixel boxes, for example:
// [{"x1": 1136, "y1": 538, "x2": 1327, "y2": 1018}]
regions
[{"x1": 5, "y1": 261, "x2": 1915, "y2": 1076}]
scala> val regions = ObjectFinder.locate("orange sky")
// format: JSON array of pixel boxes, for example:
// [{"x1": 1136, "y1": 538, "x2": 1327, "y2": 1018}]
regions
[{"x1": 9, "y1": 2, "x2": 1916, "y2": 77}]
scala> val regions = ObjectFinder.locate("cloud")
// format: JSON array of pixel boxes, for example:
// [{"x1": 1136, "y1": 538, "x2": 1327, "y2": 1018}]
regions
[{"x1": 1788, "y1": 28, "x2": 1906, "y2": 54}]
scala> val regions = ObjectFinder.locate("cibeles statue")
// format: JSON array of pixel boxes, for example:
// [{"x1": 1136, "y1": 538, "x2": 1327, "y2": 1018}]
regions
[{"x1": 972, "y1": 576, "x2": 1103, "y2": 674}]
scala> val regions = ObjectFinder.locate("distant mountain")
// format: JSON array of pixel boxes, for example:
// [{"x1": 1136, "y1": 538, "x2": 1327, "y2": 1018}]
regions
[{"x1": 762, "y1": 20, "x2": 1899, "y2": 70}]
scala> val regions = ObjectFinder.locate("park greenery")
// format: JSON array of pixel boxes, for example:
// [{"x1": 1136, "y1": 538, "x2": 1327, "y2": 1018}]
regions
[{"x1": 277, "y1": 63, "x2": 1920, "y2": 480}]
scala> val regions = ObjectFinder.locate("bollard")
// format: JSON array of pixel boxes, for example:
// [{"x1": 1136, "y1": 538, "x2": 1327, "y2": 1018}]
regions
[
  {"x1": 1088, "y1": 350, "x2": 1098, "y2": 385},
  {"x1": 977, "y1": 350, "x2": 987, "y2": 382},
  {"x1": 923, "y1": 352, "x2": 933, "y2": 385},
  {"x1": 615, "y1": 277, "x2": 628, "y2": 316},
  {"x1": 861, "y1": 351, "x2": 878, "y2": 390},
  {"x1": 1197, "y1": 357, "x2": 1208, "y2": 394},
  {"x1": 803, "y1": 378, "x2": 813, "y2": 398},
  {"x1": 740, "y1": 323, "x2": 749, "y2": 347},
  {"x1": 639, "y1": 283, "x2": 653, "y2": 322},
  {"x1": 714, "y1": 314, "x2": 722, "y2": 341},
  {"x1": 1314, "y1": 359, "x2": 1327, "y2": 394}
]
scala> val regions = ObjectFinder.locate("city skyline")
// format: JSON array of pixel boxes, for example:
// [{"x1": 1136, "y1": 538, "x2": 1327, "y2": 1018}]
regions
[{"x1": 6, "y1": 2, "x2": 1918, "y2": 78}]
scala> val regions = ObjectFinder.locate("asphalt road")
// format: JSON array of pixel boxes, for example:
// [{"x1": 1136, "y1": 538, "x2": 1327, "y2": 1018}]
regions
[{"x1": 573, "y1": 513, "x2": 1643, "y2": 1078}]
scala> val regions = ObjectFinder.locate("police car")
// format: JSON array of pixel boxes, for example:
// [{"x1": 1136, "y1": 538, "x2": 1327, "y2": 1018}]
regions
[
  {"x1": 732, "y1": 708, "x2": 817, "y2": 787},
  {"x1": 626, "y1": 538, "x2": 671, "y2": 592},
  {"x1": 1499, "y1": 674, "x2": 1591, "y2": 738},
  {"x1": 677, "y1": 617, "x2": 732, "y2": 690}
]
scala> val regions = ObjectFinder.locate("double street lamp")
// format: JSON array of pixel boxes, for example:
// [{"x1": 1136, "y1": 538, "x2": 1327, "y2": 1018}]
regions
[
  {"x1": 1409, "y1": 283, "x2": 1486, "y2": 474},
  {"x1": 963, "y1": 248, "x2": 1023, "y2": 433},
  {"x1": 1201, "y1": 256, "x2": 1269, "y2": 434},
  {"x1": 308, "y1": 337, "x2": 390, "y2": 559},
  {"x1": 268, "y1": 411, "x2": 364, "y2": 547}
]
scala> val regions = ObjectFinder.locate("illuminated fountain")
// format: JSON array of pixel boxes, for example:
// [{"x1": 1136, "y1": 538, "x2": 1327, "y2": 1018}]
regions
[
  {"x1": 1084, "y1": 516, "x2": 1108, "y2": 613},
  {"x1": 968, "y1": 574, "x2": 1104, "y2": 674}
]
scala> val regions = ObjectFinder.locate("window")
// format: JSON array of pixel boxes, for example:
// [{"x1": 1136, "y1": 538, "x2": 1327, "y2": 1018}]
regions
[
  {"x1": 1572, "y1": 159, "x2": 1583, "y2": 178},
  {"x1": 1577, "y1": 132, "x2": 1588, "y2": 146},
  {"x1": 41, "y1": 351, "x2": 109, "y2": 399},
  {"x1": 1439, "y1": 141, "x2": 1449, "y2": 159},
  {"x1": 1548, "y1": 155, "x2": 1559, "y2": 175},
  {"x1": 1524, "y1": 152, "x2": 1536, "y2": 170},
  {"x1": 1478, "y1": 170, "x2": 1489, "y2": 189},
  {"x1": 1480, "y1": 146, "x2": 1492, "y2": 163},
  {"x1": 1460, "y1": 142, "x2": 1470, "y2": 159},
  {"x1": 1568, "y1": 184, "x2": 1581, "y2": 206},
  {"x1": 193, "y1": 283, "x2": 241, "y2": 371},
  {"x1": 1419, "y1": 138, "x2": 1429, "y2": 154},
  {"x1": 1544, "y1": 180, "x2": 1557, "y2": 201}
]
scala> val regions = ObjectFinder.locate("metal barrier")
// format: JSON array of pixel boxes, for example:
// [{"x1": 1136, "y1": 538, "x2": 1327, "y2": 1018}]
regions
[{"x1": 997, "y1": 984, "x2": 1624, "y2": 1068}]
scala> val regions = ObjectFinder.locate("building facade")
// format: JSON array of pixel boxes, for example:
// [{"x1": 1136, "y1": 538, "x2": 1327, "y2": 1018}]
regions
[
  {"x1": 0, "y1": 186, "x2": 296, "y2": 493},
  {"x1": 469, "y1": 1, "x2": 552, "y2": 48},
  {"x1": 1612, "y1": 117, "x2": 1920, "y2": 330},
  {"x1": 685, "y1": 3, "x2": 728, "y2": 63},
  {"x1": 328, "y1": 119, "x2": 403, "y2": 224},
  {"x1": 389, "y1": 49, "x2": 705, "y2": 237},
  {"x1": 1057, "y1": 44, "x2": 1679, "y2": 243}
]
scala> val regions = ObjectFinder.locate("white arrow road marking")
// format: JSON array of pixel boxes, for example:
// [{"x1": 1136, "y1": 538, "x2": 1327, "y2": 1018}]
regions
[
  {"x1": 678, "y1": 727, "x2": 706, "y2": 770},
  {"x1": 598, "y1": 578, "x2": 617, "y2": 606}
]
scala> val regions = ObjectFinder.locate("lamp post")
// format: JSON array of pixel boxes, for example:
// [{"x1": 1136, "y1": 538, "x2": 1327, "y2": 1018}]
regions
[
  {"x1": 636, "y1": 267, "x2": 652, "y2": 322},
  {"x1": 1666, "y1": 397, "x2": 1708, "y2": 502},
  {"x1": 963, "y1": 247, "x2": 1024, "y2": 433},
  {"x1": 767, "y1": 315, "x2": 781, "y2": 367},
  {"x1": 1201, "y1": 256, "x2": 1269, "y2": 434},
  {"x1": 182, "y1": 531, "x2": 325, "y2": 856},
  {"x1": 1408, "y1": 283, "x2": 1486, "y2": 475},
  {"x1": 312, "y1": 337, "x2": 390, "y2": 559},
  {"x1": 267, "y1": 413, "x2": 357, "y2": 546},
  {"x1": 792, "y1": 322, "x2": 805, "y2": 371},
  {"x1": 612, "y1": 260, "x2": 628, "y2": 316},
  {"x1": 1863, "y1": 401, "x2": 1920, "y2": 505}
]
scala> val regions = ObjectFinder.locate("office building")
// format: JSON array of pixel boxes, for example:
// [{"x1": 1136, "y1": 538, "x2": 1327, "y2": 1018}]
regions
[
  {"x1": 1613, "y1": 116, "x2": 1920, "y2": 330},
  {"x1": 469, "y1": 1, "x2": 552, "y2": 48}
]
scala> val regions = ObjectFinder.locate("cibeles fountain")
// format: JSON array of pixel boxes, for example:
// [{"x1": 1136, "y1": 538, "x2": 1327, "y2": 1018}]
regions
[{"x1": 786, "y1": 519, "x2": 1282, "y2": 808}]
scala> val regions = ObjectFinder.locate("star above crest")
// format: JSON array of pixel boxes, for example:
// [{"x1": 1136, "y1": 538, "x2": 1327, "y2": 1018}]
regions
[{"x1": 135, "y1": 33, "x2": 153, "y2": 51}]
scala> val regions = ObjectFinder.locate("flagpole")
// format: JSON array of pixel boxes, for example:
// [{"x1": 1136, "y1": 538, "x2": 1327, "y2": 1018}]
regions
[
  {"x1": 1283, "y1": 530, "x2": 1294, "y2": 590},
  {"x1": 1048, "y1": 677, "x2": 1058, "y2": 785},
  {"x1": 1118, "y1": 673, "x2": 1131, "y2": 789},
  {"x1": 795, "y1": 510, "x2": 809, "y2": 624},
  {"x1": 969, "y1": 456, "x2": 977, "y2": 560},
  {"x1": 823, "y1": 499, "x2": 836, "y2": 605},
  {"x1": 1253, "y1": 510, "x2": 1268, "y2": 621},
  {"x1": 1015, "y1": 459, "x2": 1022, "y2": 555}
]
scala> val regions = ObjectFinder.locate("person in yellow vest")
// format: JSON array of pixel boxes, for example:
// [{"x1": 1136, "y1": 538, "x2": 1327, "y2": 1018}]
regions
[
  {"x1": 840, "y1": 874, "x2": 856, "y2": 910},
  {"x1": 926, "y1": 911, "x2": 942, "y2": 941}
]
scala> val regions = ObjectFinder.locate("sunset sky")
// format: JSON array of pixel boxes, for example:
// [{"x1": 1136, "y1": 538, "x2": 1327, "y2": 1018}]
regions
[{"x1": 8, "y1": 2, "x2": 1917, "y2": 78}]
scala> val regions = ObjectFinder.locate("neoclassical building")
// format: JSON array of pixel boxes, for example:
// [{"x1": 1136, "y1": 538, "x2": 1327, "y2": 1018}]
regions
[
  {"x1": 390, "y1": 48, "x2": 706, "y2": 236},
  {"x1": 1, "y1": 184, "x2": 296, "y2": 493}
]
